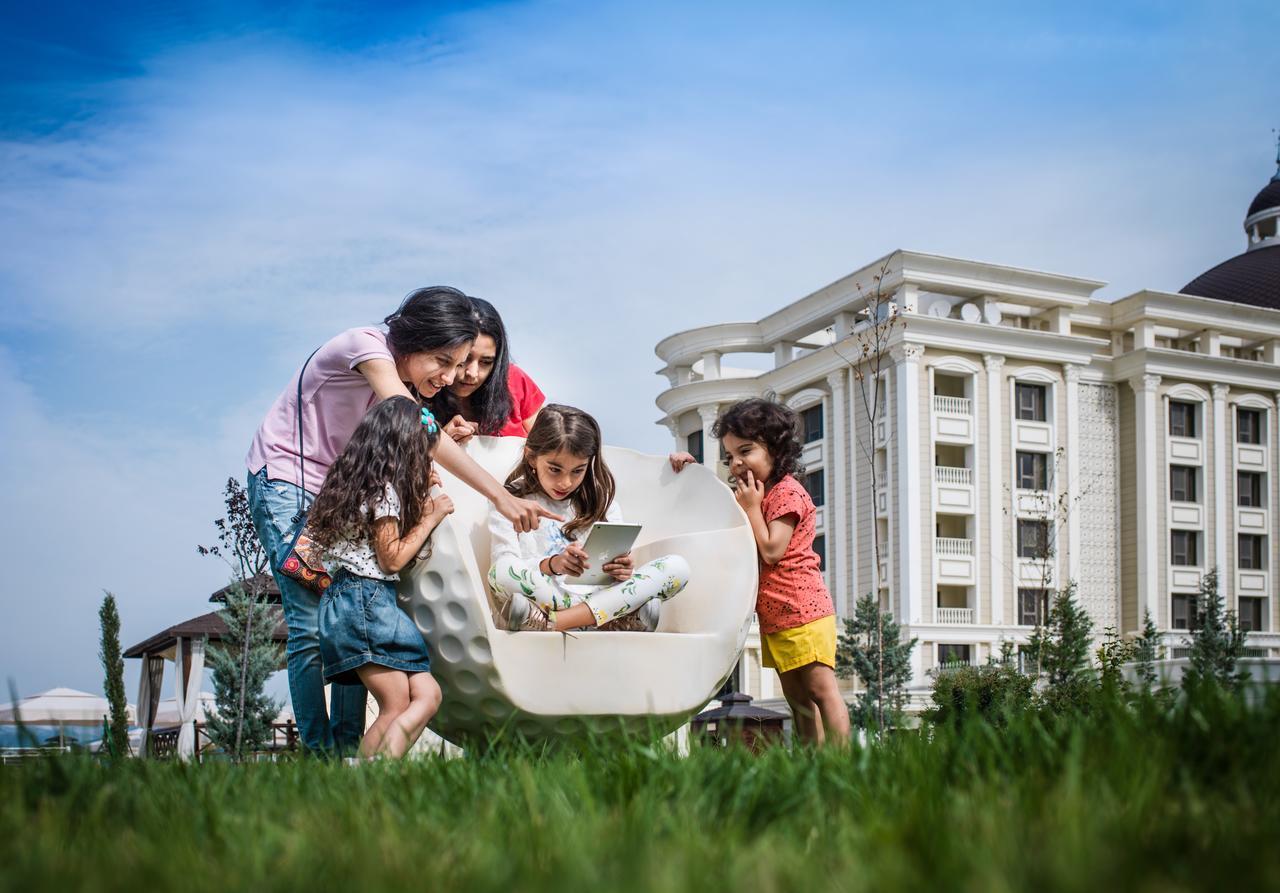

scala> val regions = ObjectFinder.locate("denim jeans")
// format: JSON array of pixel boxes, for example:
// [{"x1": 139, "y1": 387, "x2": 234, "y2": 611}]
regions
[{"x1": 246, "y1": 467, "x2": 368, "y2": 756}]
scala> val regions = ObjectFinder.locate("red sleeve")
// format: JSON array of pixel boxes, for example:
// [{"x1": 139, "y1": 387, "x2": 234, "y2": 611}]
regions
[
  {"x1": 764, "y1": 478, "x2": 810, "y2": 524},
  {"x1": 509, "y1": 365, "x2": 545, "y2": 420}
]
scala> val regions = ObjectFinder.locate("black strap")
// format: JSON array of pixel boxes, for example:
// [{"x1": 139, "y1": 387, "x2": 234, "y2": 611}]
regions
[{"x1": 292, "y1": 348, "x2": 321, "y2": 524}]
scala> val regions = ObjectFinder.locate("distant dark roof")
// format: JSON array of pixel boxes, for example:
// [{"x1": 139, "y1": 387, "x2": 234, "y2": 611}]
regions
[
  {"x1": 124, "y1": 609, "x2": 287, "y2": 658},
  {"x1": 1179, "y1": 245, "x2": 1280, "y2": 310},
  {"x1": 210, "y1": 573, "x2": 281, "y2": 604},
  {"x1": 1248, "y1": 180, "x2": 1280, "y2": 218},
  {"x1": 692, "y1": 692, "x2": 790, "y2": 724}
]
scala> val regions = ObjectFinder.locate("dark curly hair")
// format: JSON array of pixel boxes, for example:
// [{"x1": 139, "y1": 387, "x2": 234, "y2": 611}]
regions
[
  {"x1": 711, "y1": 398, "x2": 804, "y2": 486},
  {"x1": 306, "y1": 396, "x2": 440, "y2": 570},
  {"x1": 504, "y1": 404, "x2": 616, "y2": 540}
]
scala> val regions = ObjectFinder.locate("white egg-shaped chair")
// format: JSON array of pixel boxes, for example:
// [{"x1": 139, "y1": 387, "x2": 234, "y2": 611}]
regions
[{"x1": 397, "y1": 436, "x2": 757, "y2": 747}]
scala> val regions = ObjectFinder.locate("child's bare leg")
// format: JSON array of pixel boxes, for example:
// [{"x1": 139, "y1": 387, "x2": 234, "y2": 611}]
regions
[
  {"x1": 778, "y1": 670, "x2": 822, "y2": 745},
  {"x1": 356, "y1": 665, "x2": 410, "y2": 759},
  {"x1": 387, "y1": 672, "x2": 443, "y2": 757},
  {"x1": 551, "y1": 604, "x2": 596, "y2": 630},
  {"x1": 796, "y1": 662, "x2": 850, "y2": 744}
]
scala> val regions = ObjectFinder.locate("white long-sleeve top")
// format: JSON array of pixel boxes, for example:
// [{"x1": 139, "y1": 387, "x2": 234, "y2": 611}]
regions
[{"x1": 487, "y1": 491, "x2": 623, "y2": 600}]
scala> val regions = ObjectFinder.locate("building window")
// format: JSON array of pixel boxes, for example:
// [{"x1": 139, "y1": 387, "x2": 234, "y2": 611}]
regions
[
  {"x1": 1239, "y1": 597, "x2": 1264, "y2": 632},
  {"x1": 1172, "y1": 593, "x2": 1197, "y2": 630},
  {"x1": 1169, "y1": 401, "x2": 1198, "y2": 438},
  {"x1": 1238, "y1": 534, "x2": 1265, "y2": 570},
  {"x1": 686, "y1": 430, "x2": 704, "y2": 465},
  {"x1": 1169, "y1": 465, "x2": 1199, "y2": 503},
  {"x1": 1015, "y1": 383, "x2": 1047, "y2": 422},
  {"x1": 1018, "y1": 588, "x2": 1049, "y2": 626},
  {"x1": 802, "y1": 405, "x2": 824, "y2": 443},
  {"x1": 1238, "y1": 471, "x2": 1264, "y2": 507},
  {"x1": 1017, "y1": 519, "x2": 1049, "y2": 559},
  {"x1": 1016, "y1": 452, "x2": 1049, "y2": 490},
  {"x1": 1237, "y1": 408, "x2": 1264, "y2": 445},
  {"x1": 937, "y1": 644, "x2": 972, "y2": 667},
  {"x1": 803, "y1": 469, "x2": 826, "y2": 507},
  {"x1": 1170, "y1": 530, "x2": 1200, "y2": 566},
  {"x1": 812, "y1": 534, "x2": 826, "y2": 572}
]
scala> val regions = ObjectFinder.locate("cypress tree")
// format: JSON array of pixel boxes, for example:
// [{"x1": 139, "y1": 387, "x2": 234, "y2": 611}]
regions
[{"x1": 97, "y1": 591, "x2": 131, "y2": 759}]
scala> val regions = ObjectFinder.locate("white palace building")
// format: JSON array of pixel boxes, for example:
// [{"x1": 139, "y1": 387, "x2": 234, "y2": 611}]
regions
[{"x1": 656, "y1": 158, "x2": 1280, "y2": 702}]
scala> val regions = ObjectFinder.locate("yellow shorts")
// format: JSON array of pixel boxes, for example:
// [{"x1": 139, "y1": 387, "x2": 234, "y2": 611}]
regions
[{"x1": 760, "y1": 615, "x2": 837, "y2": 674}]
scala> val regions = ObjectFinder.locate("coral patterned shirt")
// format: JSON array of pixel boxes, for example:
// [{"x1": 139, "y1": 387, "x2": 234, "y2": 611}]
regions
[{"x1": 755, "y1": 474, "x2": 833, "y2": 635}]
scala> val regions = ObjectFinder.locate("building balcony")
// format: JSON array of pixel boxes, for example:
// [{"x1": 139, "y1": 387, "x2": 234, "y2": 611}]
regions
[
  {"x1": 932, "y1": 395, "x2": 974, "y2": 443},
  {"x1": 935, "y1": 607, "x2": 975, "y2": 624},
  {"x1": 934, "y1": 466, "x2": 976, "y2": 512},
  {"x1": 1237, "y1": 569, "x2": 1270, "y2": 599},
  {"x1": 876, "y1": 485, "x2": 888, "y2": 518},
  {"x1": 1168, "y1": 565, "x2": 1202, "y2": 592},
  {"x1": 1237, "y1": 506, "x2": 1268, "y2": 533},
  {"x1": 1168, "y1": 436, "x2": 1202, "y2": 465},
  {"x1": 1169, "y1": 501, "x2": 1203, "y2": 527},
  {"x1": 1014, "y1": 488, "x2": 1051, "y2": 515},
  {"x1": 935, "y1": 538, "x2": 975, "y2": 584}
]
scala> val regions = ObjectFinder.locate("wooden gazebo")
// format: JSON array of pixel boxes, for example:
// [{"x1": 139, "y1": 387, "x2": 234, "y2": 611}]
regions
[{"x1": 123, "y1": 574, "x2": 288, "y2": 758}]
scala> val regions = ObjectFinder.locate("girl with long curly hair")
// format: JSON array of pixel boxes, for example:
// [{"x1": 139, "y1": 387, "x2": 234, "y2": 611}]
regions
[
  {"x1": 710, "y1": 398, "x2": 850, "y2": 745},
  {"x1": 486, "y1": 404, "x2": 691, "y2": 632},
  {"x1": 306, "y1": 396, "x2": 451, "y2": 759}
]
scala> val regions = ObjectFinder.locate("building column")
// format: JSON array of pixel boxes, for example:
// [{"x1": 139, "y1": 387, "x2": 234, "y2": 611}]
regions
[
  {"x1": 701, "y1": 351, "x2": 721, "y2": 381},
  {"x1": 1131, "y1": 375, "x2": 1162, "y2": 628},
  {"x1": 1064, "y1": 364, "x2": 1082, "y2": 587},
  {"x1": 698, "y1": 405, "x2": 721, "y2": 472},
  {"x1": 891, "y1": 344, "x2": 925, "y2": 629},
  {"x1": 983, "y1": 354, "x2": 1006, "y2": 625},
  {"x1": 1274, "y1": 394, "x2": 1280, "y2": 633},
  {"x1": 827, "y1": 370, "x2": 850, "y2": 617},
  {"x1": 1212, "y1": 384, "x2": 1229, "y2": 584}
]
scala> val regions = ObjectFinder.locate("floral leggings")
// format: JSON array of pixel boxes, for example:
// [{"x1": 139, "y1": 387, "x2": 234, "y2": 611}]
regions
[{"x1": 488, "y1": 554, "x2": 690, "y2": 626}]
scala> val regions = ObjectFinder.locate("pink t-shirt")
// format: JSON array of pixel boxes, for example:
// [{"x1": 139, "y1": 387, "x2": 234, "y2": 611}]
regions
[
  {"x1": 497, "y1": 364, "x2": 546, "y2": 437},
  {"x1": 245, "y1": 327, "x2": 393, "y2": 493},
  {"x1": 756, "y1": 474, "x2": 833, "y2": 635}
]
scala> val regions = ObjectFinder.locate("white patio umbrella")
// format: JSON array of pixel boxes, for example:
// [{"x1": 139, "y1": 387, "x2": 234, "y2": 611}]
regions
[{"x1": 0, "y1": 687, "x2": 136, "y2": 726}]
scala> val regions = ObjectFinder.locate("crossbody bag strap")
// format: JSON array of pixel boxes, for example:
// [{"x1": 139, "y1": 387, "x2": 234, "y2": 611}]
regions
[{"x1": 293, "y1": 347, "x2": 322, "y2": 524}]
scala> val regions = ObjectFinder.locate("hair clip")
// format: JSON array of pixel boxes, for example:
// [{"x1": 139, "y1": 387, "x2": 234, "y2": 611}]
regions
[{"x1": 421, "y1": 407, "x2": 439, "y2": 434}]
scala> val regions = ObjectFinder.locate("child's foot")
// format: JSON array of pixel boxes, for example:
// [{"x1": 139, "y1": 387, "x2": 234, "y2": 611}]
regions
[{"x1": 494, "y1": 592, "x2": 551, "y2": 631}]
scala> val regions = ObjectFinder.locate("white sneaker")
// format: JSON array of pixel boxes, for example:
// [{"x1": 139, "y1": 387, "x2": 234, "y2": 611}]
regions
[{"x1": 494, "y1": 592, "x2": 551, "y2": 632}]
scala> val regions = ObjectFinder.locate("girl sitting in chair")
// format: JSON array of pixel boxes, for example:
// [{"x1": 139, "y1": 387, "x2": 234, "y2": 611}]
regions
[{"x1": 487, "y1": 404, "x2": 690, "y2": 632}]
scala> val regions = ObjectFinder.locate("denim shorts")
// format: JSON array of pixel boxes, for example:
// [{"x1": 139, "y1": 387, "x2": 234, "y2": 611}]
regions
[{"x1": 318, "y1": 570, "x2": 431, "y2": 685}]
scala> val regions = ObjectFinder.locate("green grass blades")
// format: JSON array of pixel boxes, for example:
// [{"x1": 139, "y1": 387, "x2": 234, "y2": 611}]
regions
[{"x1": 2, "y1": 685, "x2": 1279, "y2": 892}]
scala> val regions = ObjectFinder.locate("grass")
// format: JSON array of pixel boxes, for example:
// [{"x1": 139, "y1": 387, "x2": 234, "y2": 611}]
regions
[{"x1": 2, "y1": 686, "x2": 1278, "y2": 892}]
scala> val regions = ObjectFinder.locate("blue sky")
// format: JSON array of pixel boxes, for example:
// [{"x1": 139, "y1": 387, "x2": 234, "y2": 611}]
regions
[{"x1": 2, "y1": 0, "x2": 1278, "y2": 703}]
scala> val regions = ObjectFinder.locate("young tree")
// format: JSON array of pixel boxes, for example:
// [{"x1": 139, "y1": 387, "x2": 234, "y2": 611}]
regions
[
  {"x1": 1022, "y1": 582, "x2": 1095, "y2": 712},
  {"x1": 199, "y1": 477, "x2": 281, "y2": 759},
  {"x1": 832, "y1": 262, "x2": 906, "y2": 730},
  {"x1": 1095, "y1": 625, "x2": 1135, "y2": 698},
  {"x1": 97, "y1": 591, "x2": 131, "y2": 759},
  {"x1": 1184, "y1": 569, "x2": 1248, "y2": 693},
  {"x1": 1131, "y1": 609, "x2": 1163, "y2": 692},
  {"x1": 836, "y1": 593, "x2": 917, "y2": 730},
  {"x1": 204, "y1": 585, "x2": 282, "y2": 759}
]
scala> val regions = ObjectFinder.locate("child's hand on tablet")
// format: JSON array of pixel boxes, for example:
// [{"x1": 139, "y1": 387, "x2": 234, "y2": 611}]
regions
[
  {"x1": 547, "y1": 543, "x2": 589, "y2": 577},
  {"x1": 603, "y1": 552, "x2": 633, "y2": 582}
]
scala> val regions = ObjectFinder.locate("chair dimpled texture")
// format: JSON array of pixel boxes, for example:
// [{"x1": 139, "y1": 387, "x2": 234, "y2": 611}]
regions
[{"x1": 397, "y1": 437, "x2": 757, "y2": 746}]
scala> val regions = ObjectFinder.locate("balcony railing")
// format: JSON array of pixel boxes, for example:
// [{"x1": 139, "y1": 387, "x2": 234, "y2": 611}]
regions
[
  {"x1": 933, "y1": 395, "x2": 972, "y2": 415},
  {"x1": 935, "y1": 537, "x2": 973, "y2": 557},
  {"x1": 934, "y1": 466, "x2": 973, "y2": 486},
  {"x1": 936, "y1": 607, "x2": 975, "y2": 624}
]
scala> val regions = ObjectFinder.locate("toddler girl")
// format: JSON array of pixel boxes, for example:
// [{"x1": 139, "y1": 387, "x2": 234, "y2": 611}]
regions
[
  {"x1": 487, "y1": 404, "x2": 690, "y2": 632},
  {"x1": 711, "y1": 398, "x2": 850, "y2": 745},
  {"x1": 306, "y1": 396, "x2": 449, "y2": 759}
]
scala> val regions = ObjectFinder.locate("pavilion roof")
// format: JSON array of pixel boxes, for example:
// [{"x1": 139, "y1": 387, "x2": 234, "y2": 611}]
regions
[{"x1": 123, "y1": 608, "x2": 286, "y2": 659}]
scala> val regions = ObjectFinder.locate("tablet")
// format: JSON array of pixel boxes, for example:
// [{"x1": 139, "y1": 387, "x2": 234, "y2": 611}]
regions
[{"x1": 563, "y1": 522, "x2": 643, "y2": 586}]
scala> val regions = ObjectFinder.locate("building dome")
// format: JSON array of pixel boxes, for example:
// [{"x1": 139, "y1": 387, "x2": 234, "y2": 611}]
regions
[
  {"x1": 1179, "y1": 245, "x2": 1280, "y2": 310},
  {"x1": 1179, "y1": 142, "x2": 1280, "y2": 309},
  {"x1": 1247, "y1": 180, "x2": 1280, "y2": 218}
]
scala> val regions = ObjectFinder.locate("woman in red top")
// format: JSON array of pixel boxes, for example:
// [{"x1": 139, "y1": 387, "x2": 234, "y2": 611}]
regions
[
  {"x1": 430, "y1": 297, "x2": 546, "y2": 443},
  {"x1": 713, "y1": 398, "x2": 850, "y2": 745}
]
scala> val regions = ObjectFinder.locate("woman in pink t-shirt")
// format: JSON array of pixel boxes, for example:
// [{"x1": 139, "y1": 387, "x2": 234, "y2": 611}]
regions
[
  {"x1": 245, "y1": 286, "x2": 558, "y2": 757},
  {"x1": 429, "y1": 297, "x2": 545, "y2": 444}
]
